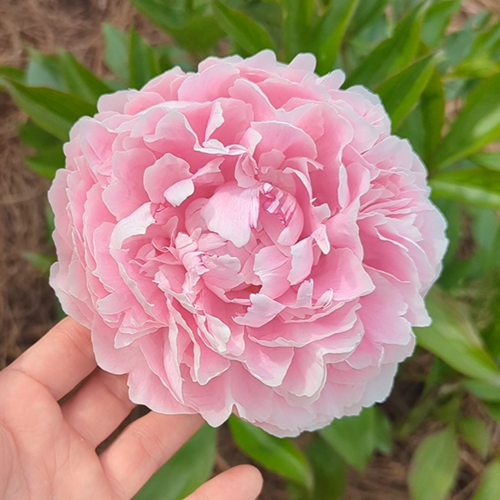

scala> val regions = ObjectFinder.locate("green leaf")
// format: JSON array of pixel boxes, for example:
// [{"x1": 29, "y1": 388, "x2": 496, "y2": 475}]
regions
[
  {"x1": 397, "y1": 395, "x2": 441, "y2": 439},
  {"x1": 228, "y1": 416, "x2": 313, "y2": 492},
  {"x1": 128, "y1": 0, "x2": 223, "y2": 52},
  {"x1": 0, "y1": 66, "x2": 24, "y2": 89},
  {"x1": 430, "y1": 168, "x2": 500, "y2": 210},
  {"x1": 396, "y1": 67, "x2": 446, "y2": 163},
  {"x1": 213, "y1": 1, "x2": 275, "y2": 54},
  {"x1": 102, "y1": 24, "x2": 129, "y2": 83},
  {"x1": 24, "y1": 50, "x2": 67, "y2": 92},
  {"x1": 373, "y1": 407, "x2": 392, "y2": 454},
  {"x1": 471, "y1": 458, "x2": 500, "y2": 500},
  {"x1": 23, "y1": 252, "x2": 55, "y2": 275},
  {"x1": 463, "y1": 379, "x2": 500, "y2": 402},
  {"x1": 424, "y1": 357, "x2": 457, "y2": 396},
  {"x1": 133, "y1": 425, "x2": 217, "y2": 500},
  {"x1": 156, "y1": 45, "x2": 194, "y2": 73},
  {"x1": 345, "y1": 2, "x2": 427, "y2": 88},
  {"x1": 154, "y1": 45, "x2": 174, "y2": 73},
  {"x1": 346, "y1": 11, "x2": 391, "y2": 65},
  {"x1": 2, "y1": 79, "x2": 95, "y2": 141},
  {"x1": 19, "y1": 120, "x2": 60, "y2": 150},
  {"x1": 306, "y1": 438, "x2": 346, "y2": 500},
  {"x1": 129, "y1": 0, "x2": 186, "y2": 29},
  {"x1": 129, "y1": 28, "x2": 160, "y2": 89},
  {"x1": 422, "y1": 0, "x2": 461, "y2": 49},
  {"x1": 315, "y1": 0, "x2": 359, "y2": 75},
  {"x1": 377, "y1": 53, "x2": 438, "y2": 129},
  {"x1": 486, "y1": 403, "x2": 500, "y2": 423},
  {"x1": 26, "y1": 144, "x2": 65, "y2": 180},
  {"x1": 470, "y1": 207, "x2": 500, "y2": 274},
  {"x1": 471, "y1": 152, "x2": 500, "y2": 172},
  {"x1": 440, "y1": 12, "x2": 488, "y2": 72},
  {"x1": 420, "y1": 68, "x2": 446, "y2": 162},
  {"x1": 458, "y1": 417, "x2": 490, "y2": 458},
  {"x1": 347, "y1": 0, "x2": 390, "y2": 38},
  {"x1": 452, "y1": 57, "x2": 500, "y2": 79},
  {"x1": 466, "y1": 19, "x2": 500, "y2": 63},
  {"x1": 319, "y1": 407, "x2": 389, "y2": 471},
  {"x1": 59, "y1": 50, "x2": 111, "y2": 104},
  {"x1": 434, "y1": 393, "x2": 463, "y2": 424},
  {"x1": 409, "y1": 427, "x2": 460, "y2": 500},
  {"x1": 392, "y1": 0, "x2": 424, "y2": 20},
  {"x1": 282, "y1": 0, "x2": 313, "y2": 60},
  {"x1": 415, "y1": 287, "x2": 500, "y2": 386},
  {"x1": 433, "y1": 72, "x2": 500, "y2": 168},
  {"x1": 170, "y1": 15, "x2": 225, "y2": 53}
]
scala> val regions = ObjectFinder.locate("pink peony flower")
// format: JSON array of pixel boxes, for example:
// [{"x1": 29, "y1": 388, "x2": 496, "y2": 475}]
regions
[{"x1": 49, "y1": 51, "x2": 447, "y2": 437}]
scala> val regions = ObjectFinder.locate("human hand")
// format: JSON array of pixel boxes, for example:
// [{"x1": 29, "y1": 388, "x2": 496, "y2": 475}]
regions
[{"x1": 0, "y1": 318, "x2": 263, "y2": 500}]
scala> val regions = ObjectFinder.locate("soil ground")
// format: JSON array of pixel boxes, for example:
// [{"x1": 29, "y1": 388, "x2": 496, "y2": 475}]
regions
[{"x1": 1, "y1": 1, "x2": 499, "y2": 499}]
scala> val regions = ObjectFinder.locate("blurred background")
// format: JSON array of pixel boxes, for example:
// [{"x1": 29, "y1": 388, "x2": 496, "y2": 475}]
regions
[{"x1": 1, "y1": 1, "x2": 500, "y2": 499}]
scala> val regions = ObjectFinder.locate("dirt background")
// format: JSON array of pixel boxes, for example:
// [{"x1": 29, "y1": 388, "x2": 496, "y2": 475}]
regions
[{"x1": 1, "y1": 1, "x2": 499, "y2": 499}]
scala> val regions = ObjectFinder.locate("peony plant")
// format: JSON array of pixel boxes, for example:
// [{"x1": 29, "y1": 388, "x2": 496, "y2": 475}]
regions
[{"x1": 2, "y1": 1, "x2": 500, "y2": 499}]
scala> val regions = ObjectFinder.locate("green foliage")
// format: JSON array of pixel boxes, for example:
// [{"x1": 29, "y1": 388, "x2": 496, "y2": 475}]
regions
[
  {"x1": 129, "y1": 28, "x2": 161, "y2": 89},
  {"x1": 457, "y1": 417, "x2": 490, "y2": 458},
  {"x1": 430, "y1": 168, "x2": 500, "y2": 209},
  {"x1": 471, "y1": 458, "x2": 500, "y2": 500},
  {"x1": 319, "y1": 407, "x2": 391, "y2": 471},
  {"x1": 282, "y1": 0, "x2": 314, "y2": 60},
  {"x1": 422, "y1": 0, "x2": 461, "y2": 49},
  {"x1": 228, "y1": 416, "x2": 313, "y2": 493},
  {"x1": 345, "y1": 3, "x2": 427, "y2": 88},
  {"x1": 314, "y1": 0, "x2": 359, "y2": 75},
  {"x1": 433, "y1": 72, "x2": 500, "y2": 168},
  {"x1": 306, "y1": 438, "x2": 347, "y2": 500},
  {"x1": 25, "y1": 145, "x2": 65, "y2": 180},
  {"x1": 409, "y1": 426, "x2": 460, "y2": 500},
  {"x1": 102, "y1": 23, "x2": 129, "y2": 82},
  {"x1": 24, "y1": 49, "x2": 67, "y2": 91},
  {"x1": 377, "y1": 53, "x2": 438, "y2": 129},
  {"x1": 19, "y1": 120, "x2": 60, "y2": 150},
  {"x1": 58, "y1": 50, "x2": 112, "y2": 104},
  {"x1": 416, "y1": 287, "x2": 500, "y2": 386},
  {"x1": 23, "y1": 252, "x2": 56, "y2": 275},
  {"x1": 347, "y1": 0, "x2": 391, "y2": 38},
  {"x1": 134, "y1": 425, "x2": 217, "y2": 500},
  {"x1": 397, "y1": 67, "x2": 446, "y2": 164},
  {"x1": 1, "y1": 79, "x2": 95, "y2": 141},
  {"x1": 472, "y1": 152, "x2": 500, "y2": 171},
  {"x1": 213, "y1": 1, "x2": 275, "y2": 54},
  {"x1": 0, "y1": 65, "x2": 24, "y2": 85},
  {"x1": 463, "y1": 379, "x2": 500, "y2": 402},
  {"x1": 128, "y1": 0, "x2": 223, "y2": 52}
]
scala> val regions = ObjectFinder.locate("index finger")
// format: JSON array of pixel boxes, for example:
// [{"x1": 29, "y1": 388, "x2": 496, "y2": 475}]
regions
[{"x1": 3, "y1": 316, "x2": 96, "y2": 400}]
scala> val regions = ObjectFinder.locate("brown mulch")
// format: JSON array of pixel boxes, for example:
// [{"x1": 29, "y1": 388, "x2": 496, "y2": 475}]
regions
[{"x1": 1, "y1": 1, "x2": 500, "y2": 499}]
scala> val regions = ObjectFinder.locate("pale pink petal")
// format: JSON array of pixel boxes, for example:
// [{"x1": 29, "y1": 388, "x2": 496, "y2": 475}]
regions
[
  {"x1": 234, "y1": 294, "x2": 286, "y2": 327},
  {"x1": 201, "y1": 183, "x2": 259, "y2": 248}
]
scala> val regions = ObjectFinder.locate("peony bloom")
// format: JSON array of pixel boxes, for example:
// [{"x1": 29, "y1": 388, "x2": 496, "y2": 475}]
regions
[{"x1": 49, "y1": 51, "x2": 447, "y2": 437}]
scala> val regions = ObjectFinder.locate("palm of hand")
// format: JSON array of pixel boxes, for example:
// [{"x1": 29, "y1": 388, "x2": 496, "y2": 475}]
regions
[
  {"x1": 0, "y1": 369, "x2": 116, "y2": 499},
  {"x1": 0, "y1": 318, "x2": 262, "y2": 500}
]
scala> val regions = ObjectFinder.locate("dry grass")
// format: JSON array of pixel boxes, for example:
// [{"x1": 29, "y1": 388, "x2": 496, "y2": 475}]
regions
[
  {"x1": 0, "y1": 0, "x2": 161, "y2": 367},
  {"x1": 1, "y1": 1, "x2": 500, "y2": 499}
]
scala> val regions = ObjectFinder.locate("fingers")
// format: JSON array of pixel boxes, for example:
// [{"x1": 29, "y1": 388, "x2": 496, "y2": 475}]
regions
[
  {"x1": 61, "y1": 369, "x2": 135, "y2": 448},
  {"x1": 100, "y1": 412, "x2": 203, "y2": 499},
  {"x1": 4, "y1": 317, "x2": 96, "y2": 400},
  {"x1": 186, "y1": 465, "x2": 263, "y2": 500}
]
